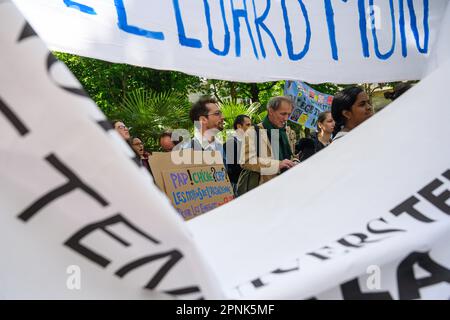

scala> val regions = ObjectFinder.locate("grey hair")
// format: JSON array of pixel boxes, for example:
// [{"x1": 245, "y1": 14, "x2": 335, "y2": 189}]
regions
[{"x1": 266, "y1": 96, "x2": 293, "y2": 111}]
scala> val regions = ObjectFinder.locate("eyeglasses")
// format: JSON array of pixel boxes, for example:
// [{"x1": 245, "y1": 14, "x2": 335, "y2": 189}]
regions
[
  {"x1": 207, "y1": 111, "x2": 223, "y2": 117},
  {"x1": 116, "y1": 125, "x2": 128, "y2": 130}
]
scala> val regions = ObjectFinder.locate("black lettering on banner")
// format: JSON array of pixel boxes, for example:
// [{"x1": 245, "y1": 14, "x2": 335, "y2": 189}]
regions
[
  {"x1": 46, "y1": 53, "x2": 88, "y2": 97},
  {"x1": 96, "y1": 119, "x2": 113, "y2": 132},
  {"x1": 307, "y1": 246, "x2": 342, "y2": 261},
  {"x1": 17, "y1": 22, "x2": 37, "y2": 42},
  {"x1": 341, "y1": 279, "x2": 393, "y2": 300},
  {"x1": 65, "y1": 214, "x2": 201, "y2": 298},
  {"x1": 65, "y1": 214, "x2": 158, "y2": 267},
  {"x1": 250, "y1": 278, "x2": 267, "y2": 289},
  {"x1": 164, "y1": 286, "x2": 201, "y2": 297},
  {"x1": 390, "y1": 196, "x2": 435, "y2": 223},
  {"x1": 417, "y1": 177, "x2": 450, "y2": 215},
  {"x1": 115, "y1": 250, "x2": 182, "y2": 289},
  {"x1": 397, "y1": 251, "x2": 450, "y2": 300},
  {"x1": 18, "y1": 153, "x2": 108, "y2": 222},
  {"x1": 272, "y1": 266, "x2": 300, "y2": 274},
  {"x1": 337, "y1": 233, "x2": 381, "y2": 249},
  {"x1": 366, "y1": 217, "x2": 406, "y2": 235},
  {"x1": 0, "y1": 97, "x2": 30, "y2": 136},
  {"x1": 443, "y1": 169, "x2": 450, "y2": 181},
  {"x1": 390, "y1": 170, "x2": 450, "y2": 223}
]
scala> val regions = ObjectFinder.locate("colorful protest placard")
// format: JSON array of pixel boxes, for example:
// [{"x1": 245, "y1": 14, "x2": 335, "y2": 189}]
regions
[
  {"x1": 284, "y1": 81, "x2": 334, "y2": 130},
  {"x1": 149, "y1": 151, "x2": 234, "y2": 220},
  {"x1": 162, "y1": 166, "x2": 234, "y2": 220}
]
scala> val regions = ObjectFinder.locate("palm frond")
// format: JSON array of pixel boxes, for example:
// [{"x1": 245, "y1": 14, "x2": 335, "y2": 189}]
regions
[
  {"x1": 219, "y1": 99, "x2": 260, "y2": 130},
  {"x1": 114, "y1": 89, "x2": 192, "y2": 149}
]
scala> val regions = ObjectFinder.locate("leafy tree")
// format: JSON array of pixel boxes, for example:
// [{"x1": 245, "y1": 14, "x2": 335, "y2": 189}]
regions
[
  {"x1": 307, "y1": 82, "x2": 341, "y2": 96},
  {"x1": 112, "y1": 89, "x2": 192, "y2": 151},
  {"x1": 219, "y1": 99, "x2": 260, "y2": 131},
  {"x1": 199, "y1": 79, "x2": 285, "y2": 110},
  {"x1": 54, "y1": 52, "x2": 202, "y2": 118}
]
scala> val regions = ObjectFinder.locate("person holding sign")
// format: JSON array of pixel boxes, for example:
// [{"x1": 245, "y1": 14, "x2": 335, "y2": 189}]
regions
[
  {"x1": 331, "y1": 87, "x2": 373, "y2": 141},
  {"x1": 237, "y1": 97, "x2": 298, "y2": 196}
]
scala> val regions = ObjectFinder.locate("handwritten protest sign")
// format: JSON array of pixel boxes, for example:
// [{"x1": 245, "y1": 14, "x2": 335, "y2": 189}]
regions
[
  {"x1": 284, "y1": 81, "x2": 334, "y2": 130},
  {"x1": 162, "y1": 166, "x2": 234, "y2": 220},
  {"x1": 149, "y1": 151, "x2": 234, "y2": 220}
]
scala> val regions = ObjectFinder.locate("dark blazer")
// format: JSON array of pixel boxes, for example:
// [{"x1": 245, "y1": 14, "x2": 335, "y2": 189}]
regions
[{"x1": 224, "y1": 136, "x2": 242, "y2": 184}]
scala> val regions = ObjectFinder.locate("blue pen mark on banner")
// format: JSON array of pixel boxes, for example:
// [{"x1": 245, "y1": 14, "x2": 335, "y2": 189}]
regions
[{"x1": 63, "y1": 0, "x2": 96, "y2": 15}]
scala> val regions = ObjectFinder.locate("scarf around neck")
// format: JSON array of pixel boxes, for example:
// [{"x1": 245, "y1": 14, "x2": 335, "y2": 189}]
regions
[{"x1": 262, "y1": 116, "x2": 292, "y2": 161}]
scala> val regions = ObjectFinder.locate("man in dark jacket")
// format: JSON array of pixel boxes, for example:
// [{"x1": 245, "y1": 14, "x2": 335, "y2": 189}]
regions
[{"x1": 224, "y1": 115, "x2": 252, "y2": 194}]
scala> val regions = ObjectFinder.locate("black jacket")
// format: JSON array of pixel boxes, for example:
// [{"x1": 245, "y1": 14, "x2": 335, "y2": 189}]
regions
[
  {"x1": 224, "y1": 136, "x2": 242, "y2": 184},
  {"x1": 295, "y1": 134, "x2": 327, "y2": 162}
]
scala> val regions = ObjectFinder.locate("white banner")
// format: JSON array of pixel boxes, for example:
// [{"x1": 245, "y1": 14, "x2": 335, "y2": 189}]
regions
[
  {"x1": 2, "y1": 1, "x2": 450, "y2": 300},
  {"x1": 0, "y1": 1, "x2": 223, "y2": 299},
  {"x1": 188, "y1": 58, "x2": 450, "y2": 299},
  {"x1": 12, "y1": 0, "x2": 450, "y2": 83}
]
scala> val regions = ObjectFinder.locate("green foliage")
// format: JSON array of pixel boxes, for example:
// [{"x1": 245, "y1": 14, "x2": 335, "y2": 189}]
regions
[
  {"x1": 54, "y1": 52, "x2": 202, "y2": 118},
  {"x1": 219, "y1": 100, "x2": 260, "y2": 130},
  {"x1": 113, "y1": 89, "x2": 192, "y2": 151},
  {"x1": 199, "y1": 79, "x2": 285, "y2": 108},
  {"x1": 252, "y1": 110, "x2": 267, "y2": 124},
  {"x1": 257, "y1": 81, "x2": 285, "y2": 107},
  {"x1": 306, "y1": 82, "x2": 341, "y2": 95}
]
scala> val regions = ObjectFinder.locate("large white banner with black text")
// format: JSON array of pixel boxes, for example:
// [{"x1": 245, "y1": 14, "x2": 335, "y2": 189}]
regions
[
  {"x1": 12, "y1": 0, "x2": 450, "y2": 83},
  {"x1": 0, "y1": 1, "x2": 223, "y2": 299},
  {"x1": 188, "y1": 56, "x2": 450, "y2": 299},
  {"x1": 1, "y1": 0, "x2": 450, "y2": 299}
]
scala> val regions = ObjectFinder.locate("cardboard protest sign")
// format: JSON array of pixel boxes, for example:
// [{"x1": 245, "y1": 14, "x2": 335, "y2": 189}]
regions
[
  {"x1": 284, "y1": 81, "x2": 334, "y2": 130},
  {"x1": 162, "y1": 166, "x2": 234, "y2": 220},
  {"x1": 149, "y1": 151, "x2": 234, "y2": 220}
]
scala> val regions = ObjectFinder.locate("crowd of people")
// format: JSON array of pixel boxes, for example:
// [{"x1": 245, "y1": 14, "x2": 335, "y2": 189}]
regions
[{"x1": 111, "y1": 83, "x2": 410, "y2": 198}]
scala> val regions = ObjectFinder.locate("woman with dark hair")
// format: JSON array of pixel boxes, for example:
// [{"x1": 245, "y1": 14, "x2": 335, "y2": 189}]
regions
[
  {"x1": 295, "y1": 111, "x2": 335, "y2": 161},
  {"x1": 331, "y1": 86, "x2": 373, "y2": 141}
]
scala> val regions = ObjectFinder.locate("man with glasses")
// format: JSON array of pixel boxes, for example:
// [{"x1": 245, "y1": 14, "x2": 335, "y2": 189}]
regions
[{"x1": 181, "y1": 97, "x2": 225, "y2": 161}]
